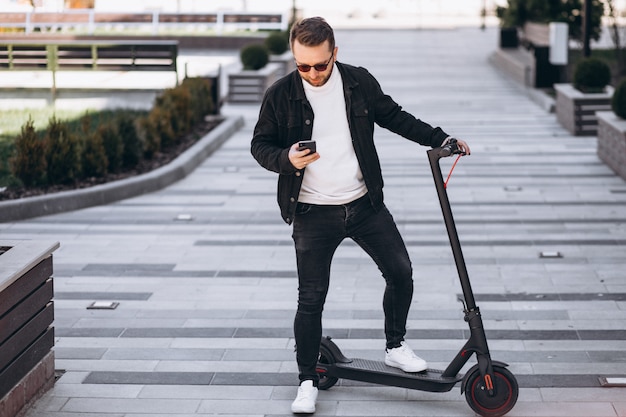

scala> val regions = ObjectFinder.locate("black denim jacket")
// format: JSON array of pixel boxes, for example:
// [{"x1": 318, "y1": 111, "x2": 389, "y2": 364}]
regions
[{"x1": 251, "y1": 62, "x2": 449, "y2": 224}]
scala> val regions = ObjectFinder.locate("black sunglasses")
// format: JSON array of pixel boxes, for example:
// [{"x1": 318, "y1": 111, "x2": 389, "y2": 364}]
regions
[{"x1": 295, "y1": 53, "x2": 334, "y2": 73}]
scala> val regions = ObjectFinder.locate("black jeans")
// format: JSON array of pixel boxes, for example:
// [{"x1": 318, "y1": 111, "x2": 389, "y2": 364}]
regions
[{"x1": 292, "y1": 194, "x2": 414, "y2": 384}]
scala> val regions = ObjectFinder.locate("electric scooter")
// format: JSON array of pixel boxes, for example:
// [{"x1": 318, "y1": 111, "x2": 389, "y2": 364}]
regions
[{"x1": 316, "y1": 139, "x2": 519, "y2": 417}]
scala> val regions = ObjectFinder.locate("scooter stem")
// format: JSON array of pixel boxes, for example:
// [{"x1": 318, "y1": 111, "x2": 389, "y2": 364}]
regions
[{"x1": 427, "y1": 142, "x2": 477, "y2": 311}]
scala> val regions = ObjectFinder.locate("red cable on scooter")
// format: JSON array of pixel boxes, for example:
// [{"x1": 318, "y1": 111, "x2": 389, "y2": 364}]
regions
[{"x1": 444, "y1": 154, "x2": 463, "y2": 189}]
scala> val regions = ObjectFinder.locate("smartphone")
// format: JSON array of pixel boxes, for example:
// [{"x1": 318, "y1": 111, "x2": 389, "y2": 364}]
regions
[{"x1": 297, "y1": 140, "x2": 316, "y2": 153}]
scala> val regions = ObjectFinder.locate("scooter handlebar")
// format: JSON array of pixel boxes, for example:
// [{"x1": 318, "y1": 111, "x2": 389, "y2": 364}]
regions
[{"x1": 437, "y1": 138, "x2": 463, "y2": 158}]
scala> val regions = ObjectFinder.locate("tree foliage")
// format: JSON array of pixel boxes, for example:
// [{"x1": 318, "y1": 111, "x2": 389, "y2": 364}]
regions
[{"x1": 496, "y1": 0, "x2": 605, "y2": 42}]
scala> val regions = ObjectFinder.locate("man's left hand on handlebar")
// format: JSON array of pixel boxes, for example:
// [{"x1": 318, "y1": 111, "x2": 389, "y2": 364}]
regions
[{"x1": 443, "y1": 137, "x2": 471, "y2": 155}]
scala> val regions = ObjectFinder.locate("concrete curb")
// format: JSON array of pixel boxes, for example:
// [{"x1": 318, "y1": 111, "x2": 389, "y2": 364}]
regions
[{"x1": 0, "y1": 115, "x2": 244, "y2": 223}]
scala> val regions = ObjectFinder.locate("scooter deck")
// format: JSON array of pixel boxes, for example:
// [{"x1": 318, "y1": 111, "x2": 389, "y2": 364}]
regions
[{"x1": 325, "y1": 358, "x2": 462, "y2": 392}]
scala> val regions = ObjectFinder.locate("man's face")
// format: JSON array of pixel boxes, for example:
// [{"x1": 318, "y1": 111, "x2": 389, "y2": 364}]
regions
[{"x1": 292, "y1": 40, "x2": 337, "y2": 87}]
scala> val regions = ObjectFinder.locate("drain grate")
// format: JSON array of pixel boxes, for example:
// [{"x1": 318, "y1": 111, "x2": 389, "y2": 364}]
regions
[{"x1": 87, "y1": 301, "x2": 119, "y2": 310}]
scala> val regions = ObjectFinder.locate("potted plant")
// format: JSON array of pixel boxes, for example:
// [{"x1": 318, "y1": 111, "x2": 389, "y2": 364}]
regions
[
  {"x1": 240, "y1": 43, "x2": 269, "y2": 70},
  {"x1": 495, "y1": 3, "x2": 519, "y2": 48},
  {"x1": 596, "y1": 78, "x2": 626, "y2": 181},
  {"x1": 266, "y1": 30, "x2": 295, "y2": 77},
  {"x1": 228, "y1": 42, "x2": 281, "y2": 103},
  {"x1": 555, "y1": 58, "x2": 613, "y2": 136}
]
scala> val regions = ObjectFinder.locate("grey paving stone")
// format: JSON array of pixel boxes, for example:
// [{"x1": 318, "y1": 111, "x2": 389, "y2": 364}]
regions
[
  {"x1": 120, "y1": 328, "x2": 235, "y2": 338},
  {"x1": 54, "y1": 292, "x2": 152, "y2": 300},
  {"x1": 61, "y1": 398, "x2": 201, "y2": 414},
  {"x1": 83, "y1": 371, "x2": 214, "y2": 385},
  {"x1": 102, "y1": 348, "x2": 225, "y2": 361},
  {"x1": 55, "y1": 328, "x2": 125, "y2": 337},
  {"x1": 138, "y1": 384, "x2": 274, "y2": 400},
  {"x1": 54, "y1": 348, "x2": 107, "y2": 360}
]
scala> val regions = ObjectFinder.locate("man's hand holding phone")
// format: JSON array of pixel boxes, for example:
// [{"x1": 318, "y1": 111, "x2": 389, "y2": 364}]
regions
[
  {"x1": 289, "y1": 140, "x2": 320, "y2": 170},
  {"x1": 297, "y1": 140, "x2": 316, "y2": 153}
]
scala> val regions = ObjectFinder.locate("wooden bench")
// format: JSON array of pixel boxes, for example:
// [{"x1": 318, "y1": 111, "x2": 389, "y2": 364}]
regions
[
  {"x1": 0, "y1": 40, "x2": 178, "y2": 92},
  {"x1": 0, "y1": 240, "x2": 58, "y2": 415}
]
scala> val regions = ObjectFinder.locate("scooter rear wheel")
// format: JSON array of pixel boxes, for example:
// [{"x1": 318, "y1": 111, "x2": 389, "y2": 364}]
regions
[
  {"x1": 464, "y1": 365, "x2": 518, "y2": 417},
  {"x1": 316, "y1": 343, "x2": 339, "y2": 390}
]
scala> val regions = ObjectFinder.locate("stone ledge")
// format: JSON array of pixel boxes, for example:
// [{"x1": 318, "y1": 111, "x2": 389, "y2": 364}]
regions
[
  {"x1": 0, "y1": 240, "x2": 59, "y2": 292},
  {"x1": 597, "y1": 111, "x2": 626, "y2": 181},
  {"x1": 555, "y1": 84, "x2": 613, "y2": 136}
]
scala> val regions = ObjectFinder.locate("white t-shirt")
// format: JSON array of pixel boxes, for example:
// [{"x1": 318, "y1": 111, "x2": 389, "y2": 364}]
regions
[{"x1": 298, "y1": 64, "x2": 368, "y2": 205}]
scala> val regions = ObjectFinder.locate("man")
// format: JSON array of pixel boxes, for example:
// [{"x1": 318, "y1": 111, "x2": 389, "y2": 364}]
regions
[{"x1": 251, "y1": 17, "x2": 470, "y2": 414}]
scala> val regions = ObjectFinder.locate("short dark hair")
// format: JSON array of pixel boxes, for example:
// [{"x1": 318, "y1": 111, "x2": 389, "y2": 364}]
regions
[{"x1": 290, "y1": 17, "x2": 335, "y2": 52}]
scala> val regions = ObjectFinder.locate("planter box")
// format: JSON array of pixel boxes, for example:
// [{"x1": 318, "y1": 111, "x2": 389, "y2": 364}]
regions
[
  {"x1": 555, "y1": 83, "x2": 613, "y2": 136},
  {"x1": 227, "y1": 62, "x2": 281, "y2": 103},
  {"x1": 597, "y1": 111, "x2": 626, "y2": 181},
  {"x1": 0, "y1": 240, "x2": 59, "y2": 416},
  {"x1": 500, "y1": 27, "x2": 519, "y2": 48}
]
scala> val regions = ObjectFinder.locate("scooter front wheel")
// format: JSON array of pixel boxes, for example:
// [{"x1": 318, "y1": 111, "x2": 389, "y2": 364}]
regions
[
  {"x1": 464, "y1": 365, "x2": 518, "y2": 417},
  {"x1": 316, "y1": 343, "x2": 339, "y2": 390}
]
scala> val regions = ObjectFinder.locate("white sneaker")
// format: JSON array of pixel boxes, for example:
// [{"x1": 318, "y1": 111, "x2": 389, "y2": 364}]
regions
[
  {"x1": 385, "y1": 341, "x2": 428, "y2": 373},
  {"x1": 291, "y1": 380, "x2": 318, "y2": 414}
]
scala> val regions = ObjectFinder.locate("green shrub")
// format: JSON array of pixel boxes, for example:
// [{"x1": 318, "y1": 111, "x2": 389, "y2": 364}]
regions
[
  {"x1": 79, "y1": 113, "x2": 107, "y2": 178},
  {"x1": 612, "y1": 79, "x2": 626, "y2": 119},
  {"x1": 138, "y1": 116, "x2": 160, "y2": 160},
  {"x1": 157, "y1": 86, "x2": 192, "y2": 137},
  {"x1": 10, "y1": 117, "x2": 47, "y2": 187},
  {"x1": 149, "y1": 106, "x2": 176, "y2": 149},
  {"x1": 82, "y1": 131, "x2": 108, "y2": 178},
  {"x1": 240, "y1": 43, "x2": 269, "y2": 70},
  {"x1": 45, "y1": 116, "x2": 81, "y2": 185},
  {"x1": 98, "y1": 123, "x2": 123, "y2": 173},
  {"x1": 182, "y1": 77, "x2": 215, "y2": 121},
  {"x1": 573, "y1": 58, "x2": 611, "y2": 93},
  {"x1": 265, "y1": 31, "x2": 288, "y2": 55},
  {"x1": 3, "y1": 75, "x2": 218, "y2": 192},
  {"x1": 118, "y1": 115, "x2": 142, "y2": 169}
]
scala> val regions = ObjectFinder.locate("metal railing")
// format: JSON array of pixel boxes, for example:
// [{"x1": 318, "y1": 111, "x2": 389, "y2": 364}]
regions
[{"x1": 0, "y1": 10, "x2": 288, "y2": 35}]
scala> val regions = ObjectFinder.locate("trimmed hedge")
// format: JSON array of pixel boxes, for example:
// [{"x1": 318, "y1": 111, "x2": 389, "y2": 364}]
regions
[
  {"x1": 612, "y1": 78, "x2": 626, "y2": 119},
  {"x1": 45, "y1": 116, "x2": 81, "y2": 185},
  {"x1": 265, "y1": 31, "x2": 289, "y2": 55},
  {"x1": 573, "y1": 58, "x2": 611, "y2": 93},
  {"x1": 81, "y1": 114, "x2": 108, "y2": 178},
  {"x1": 240, "y1": 43, "x2": 269, "y2": 70},
  {"x1": 9, "y1": 77, "x2": 215, "y2": 189},
  {"x1": 10, "y1": 117, "x2": 46, "y2": 187}
]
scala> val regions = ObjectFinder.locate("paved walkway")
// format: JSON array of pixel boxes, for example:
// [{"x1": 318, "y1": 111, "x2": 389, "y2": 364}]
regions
[{"x1": 2, "y1": 27, "x2": 626, "y2": 417}]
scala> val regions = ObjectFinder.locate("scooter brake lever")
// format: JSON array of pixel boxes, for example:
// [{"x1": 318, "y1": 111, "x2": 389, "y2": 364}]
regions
[{"x1": 439, "y1": 138, "x2": 459, "y2": 158}]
